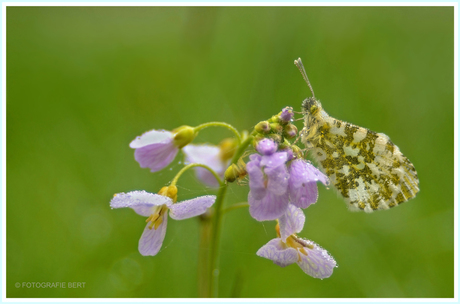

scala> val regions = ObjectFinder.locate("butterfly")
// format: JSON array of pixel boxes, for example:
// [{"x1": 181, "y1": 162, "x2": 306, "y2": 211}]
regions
[{"x1": 294, "y1": 58, "x2": 419, "y2": 212}]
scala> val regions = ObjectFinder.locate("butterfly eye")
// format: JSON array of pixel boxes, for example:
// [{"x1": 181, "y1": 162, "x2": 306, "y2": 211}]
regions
[{"x1": 310, "y1": 105, "x2": 318, "y2": 115}]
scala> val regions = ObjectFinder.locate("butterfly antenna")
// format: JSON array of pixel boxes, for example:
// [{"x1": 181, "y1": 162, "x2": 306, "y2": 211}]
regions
[{"x1": 294, "y1": 58, "x2": 315, "y2": 98}]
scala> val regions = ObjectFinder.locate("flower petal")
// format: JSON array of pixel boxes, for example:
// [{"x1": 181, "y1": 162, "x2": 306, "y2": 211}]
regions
[
  {"x1": 265, "y1": 163, "x2": 289, "y2": 196},
  {"x1": 296, "y1": 238, "x2": 337, "y2": 279},
  {"x1": 247, "y1": 155, "x2": 266, "y2": 199},
  {"x1": 256, "y1": 238, "x2": 299, "y2": 267},
  {"x1": 248, "y1": 191, "x2": 289, "y2": 221},
  {"x1": 169, "y1": 195, "x2": 216, "y2": 220},
  {"x1": 301, "y1": 159, "x2": 329, "y2": 186},
  {"x1": 134, "y1": 141, "x2": 179, "y2": 172},
  {"x1": 289, "y1": 159, "x2": 329, "y2": 186},
  {"x1": 306, "y1": 164, "x2": 329, "y2": 187},
  {"x1": 256, "y1": 139, "x2": 278, "y2": 155},
  {"x1": 281, "y1": 148, "x2": 294, "y2": 162},
  {"x1": 182, "y1": 144, "x2": 226, "y2": 187},
  {"x1": 182, "y1": 144, "x2": 221, "y2": 165},
  {"x1": 288, "y1": 159, "x2": 328, "y2": 209},
  {"x1": 290, "y1": 182, "x2": 319, "y2": 209},
  {"x1": 278, "y1": 204, "x2": 305, "y2": 242},
  {"x1": 110, "y1": 190, "x2": 172, "y2": 216},
  {"x1": 249, "y1": 153, "x2": 262, "y2": 163},
  {"x1": 260, "y1": 152, "x2": 288, "y2": 168},
  {"x1": 138, "y1": 212, "x2": 168, "y2": 256},
  {"x1": 129, "y1": 130, "x2": 173, "y2": 149}
]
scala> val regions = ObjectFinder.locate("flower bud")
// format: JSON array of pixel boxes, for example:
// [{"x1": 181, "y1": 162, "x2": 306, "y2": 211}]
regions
[
  {"x1": 219, "y1": 138, "x2": 237, "y2": 162},
  {"x1": 224, "y1": 164, "x2": 238, "y2": 183},
  {"x1": 256, "y1": 138, "x2": 278, "y2": 155},
  {"x1": 173, "y1": 126, "x2": 196, "y2": 148},
  {"x1": 158, "y1": 185, "x2": 178, "y2": 202},
  {"x1": 283, "y1": 124, "x2": 298, "y2": 139},
  {"x1": 254, "y1": 121, "x2": 271, "y2": 134},
  {"x1": 252, "y1": 134, "x2": 265, "y2": 147},
  {"x1": 269, "y1": 123, "x2": 283, "y2": 134},
  {"x1": 268, "y1": 115, "x2": 279, "y2": 123},
  {"x1": 267, "y1": 134, "x2": 282, "y2": 143},
  {"x1": 279, "y1": 107, "x2": 294, "y2": 123},
  {"x1": 224, "y1": 160, "x2": 247, "y2": 183}
]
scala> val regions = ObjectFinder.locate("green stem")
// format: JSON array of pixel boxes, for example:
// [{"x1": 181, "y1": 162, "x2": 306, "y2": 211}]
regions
[
  {"x1": 169, "y1": 163, "x2": 222, "y2": 297},
  {"x1": 171, "y1": 163, "x2": 223, "y2": 187},
  {"x1": 208, "y1": 184, "x2": 228, "y2": 297},
  {"x1": 194, "y1": 122, "x2": 242, "y2": 144},
  {"x1": 222, "y1": 202, "x2": 249, "y2": 215},
  {"x1": 206, "y1": 134, "x2": 254, "y2": 298},
  {"x1": 197, "y1": 211, "x2": 212, "y2": 297},
  {"x1": 230, "y1": 135, "x2": 253, "y2": 164}
]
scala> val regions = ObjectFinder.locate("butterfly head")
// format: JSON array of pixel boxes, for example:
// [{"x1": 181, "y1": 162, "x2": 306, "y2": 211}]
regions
[{"x1": 302, "y1": 97, "x2": 322, "y2": 117}]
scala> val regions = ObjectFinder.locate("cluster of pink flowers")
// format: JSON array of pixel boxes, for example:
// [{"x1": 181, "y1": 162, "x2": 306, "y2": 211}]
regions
[
  {"x1": 110, "y1": 107, "x2": 337, "y2": 279},
  {"x1": 248, "y1": 139, "x2": 336, "y2": 278}
]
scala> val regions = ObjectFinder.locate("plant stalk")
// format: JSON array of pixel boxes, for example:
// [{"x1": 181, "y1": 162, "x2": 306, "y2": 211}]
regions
[{"x1": 202, "y1": 135, "x2": 254, "y2": 297}]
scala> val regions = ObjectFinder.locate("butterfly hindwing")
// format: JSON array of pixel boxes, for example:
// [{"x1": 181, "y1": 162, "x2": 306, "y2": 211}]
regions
[{"x1": 303, "y1": 103, "x2": 419, "y2": 212}]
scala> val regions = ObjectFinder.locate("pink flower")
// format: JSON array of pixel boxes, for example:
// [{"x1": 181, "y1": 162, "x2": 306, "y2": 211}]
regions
[
  {"x1": 247, "y1": 139, "x2": 290, "y2": 221},
  {"x1": 247, "y1": 138, "x2": 330, "y2": 221},
  {"x1": 257, "y1": 205, "x2": 337, "y2": 279},
  {"x1": 110, "y1": 188, "x2": 215, "y2": 256},
  {"x1": 130, "y1": 126, "x2": 195, "y2": 172}
]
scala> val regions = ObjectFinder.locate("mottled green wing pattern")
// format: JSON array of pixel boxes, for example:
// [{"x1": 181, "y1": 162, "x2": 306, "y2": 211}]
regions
[{"x1": 308, "y1": 117, "x2": 419, "y2": 212}]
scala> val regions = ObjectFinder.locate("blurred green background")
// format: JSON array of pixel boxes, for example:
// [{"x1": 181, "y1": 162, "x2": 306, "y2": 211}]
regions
[{"x1": 7, "y1": 6, "x2": 453, "y2": 298}]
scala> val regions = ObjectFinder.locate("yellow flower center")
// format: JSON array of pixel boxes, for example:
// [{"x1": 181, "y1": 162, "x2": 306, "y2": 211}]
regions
[
  {"x1": 146, "y1": 205, "x2": 169, "y2": 230},
  {"x1": 275, "y1": 222, "x2": 314, "y2": 261},
  {"x1": 145, "y1": 185, "x2": 178, "y2": 230}
]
